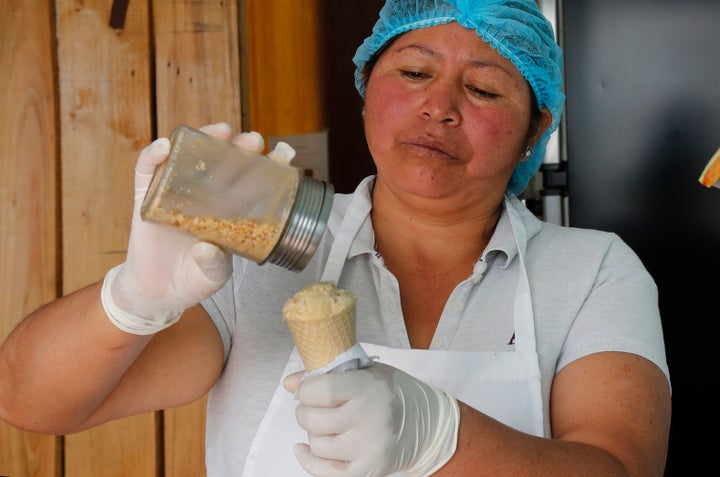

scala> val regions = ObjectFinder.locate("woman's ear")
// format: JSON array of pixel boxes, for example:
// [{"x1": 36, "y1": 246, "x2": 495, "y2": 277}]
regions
[
  {"x1": 524, "y1": 107, "x2": 553, "y2": 152},
  {"x1": 533, "y1": 108, "x2": 553, "y2": 144}
]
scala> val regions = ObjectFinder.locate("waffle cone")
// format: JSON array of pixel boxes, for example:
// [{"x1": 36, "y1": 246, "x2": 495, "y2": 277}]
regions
[
  {"x1": 699, "y1": 146, "x2": 720, "y2": 187},
  {"x1": 283, "y1": 282, "x2": 358, "y2": 372}
]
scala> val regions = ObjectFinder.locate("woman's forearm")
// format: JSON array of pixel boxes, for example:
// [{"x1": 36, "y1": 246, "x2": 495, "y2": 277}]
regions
[{"x1": 0, "y1": 281, "x2": 152, "y2": 434}]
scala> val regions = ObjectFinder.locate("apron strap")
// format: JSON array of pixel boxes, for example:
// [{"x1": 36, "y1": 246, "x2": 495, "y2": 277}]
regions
[
  {"x1": 320, "y1": 179, "x2": 373, "y2": 283},
  {"x1": 505, "y1": 194, "x2": 538, "y2": 354}
]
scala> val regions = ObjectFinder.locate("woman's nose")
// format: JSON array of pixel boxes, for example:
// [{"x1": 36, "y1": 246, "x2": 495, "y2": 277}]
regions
[{"x1": 421, "y1": 81, "x2": 461, "y2": 125}]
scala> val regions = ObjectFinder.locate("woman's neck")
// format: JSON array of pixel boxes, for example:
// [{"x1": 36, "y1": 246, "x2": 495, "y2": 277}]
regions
[
  {"x1": 370, "y1": 179, "x2": 504, "y2": 267},
  {"x1": 369, "y1": 189, "x2": 503, "y2": 349}
]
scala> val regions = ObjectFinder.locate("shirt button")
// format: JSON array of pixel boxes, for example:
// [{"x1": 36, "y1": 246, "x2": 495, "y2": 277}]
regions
[
  {"x1": 432, "y1": 338, "x2": 446, "y2": 349},
  {"x1": 452, "y1": 300, "x2": 464, "y2": 311}
]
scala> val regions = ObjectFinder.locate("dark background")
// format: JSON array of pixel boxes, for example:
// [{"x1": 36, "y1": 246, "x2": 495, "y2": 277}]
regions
[
  {"x1": 563, "y1": 1, "x2": 720, "y2": 475},
  {"x1": 321, "y1": 1, "x2": 720, "y2": 475},
  {"x1": 321, "y1": 0, "x2": 383, "y2": 193}
]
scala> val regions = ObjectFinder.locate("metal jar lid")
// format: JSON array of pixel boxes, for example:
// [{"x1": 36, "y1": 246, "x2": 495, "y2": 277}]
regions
[{"x1": 265, "y1": 175, "x2": 334, "y2": 271}]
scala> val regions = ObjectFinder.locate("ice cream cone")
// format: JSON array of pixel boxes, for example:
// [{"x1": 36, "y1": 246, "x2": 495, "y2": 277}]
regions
[
  {"x1": 699, "y1": 146, "x2": 720, "y2": 188},
  {"x1": 283, "y1": 281, "x2": 358, "y2": 372}
]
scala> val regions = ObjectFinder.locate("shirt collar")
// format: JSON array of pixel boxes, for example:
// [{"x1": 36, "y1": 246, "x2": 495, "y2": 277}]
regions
[{"x1": 328, "y1": 176, "x2": 543, "y2": 265}]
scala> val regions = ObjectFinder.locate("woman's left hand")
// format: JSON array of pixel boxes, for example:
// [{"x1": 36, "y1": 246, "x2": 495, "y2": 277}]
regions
[{"x1": 283, "y1": 362, "x2": 460, "y2": 477}]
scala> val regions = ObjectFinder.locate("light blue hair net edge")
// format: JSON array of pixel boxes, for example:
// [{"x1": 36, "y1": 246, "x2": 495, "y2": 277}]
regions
[{"x1": 352, "y1": 5, "x2": 565, "y2": 196}]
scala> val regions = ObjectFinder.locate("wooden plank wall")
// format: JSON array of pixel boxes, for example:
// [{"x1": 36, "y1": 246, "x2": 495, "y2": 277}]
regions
[
  {"x1": 58, "y1": 0, "x2": 156, "y2": 472},
  {"x1": 0, "y1": 0, "x2": 59, "y2": 472},
  {"x1": 0, "y1": 0, "x2": 325, "y2": 475},
  {"x1": 244, "y1": 0, "x2": 326, "y2": 135}
]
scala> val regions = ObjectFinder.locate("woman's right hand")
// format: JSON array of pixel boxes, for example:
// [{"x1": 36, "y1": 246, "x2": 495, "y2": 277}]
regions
[{"x1": 105, "y1": 123, "x2": 275, "y2": 334}]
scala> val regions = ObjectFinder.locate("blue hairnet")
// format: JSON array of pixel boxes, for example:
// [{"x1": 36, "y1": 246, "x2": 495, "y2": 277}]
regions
[{"x1": 353, "y1": 0, "x2": 565, "y2": 195}]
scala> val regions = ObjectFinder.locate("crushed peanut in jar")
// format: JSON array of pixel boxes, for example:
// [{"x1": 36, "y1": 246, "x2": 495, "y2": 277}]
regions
[{"x1": 153, "y1": 209, "x2": 283, "y2": 261}]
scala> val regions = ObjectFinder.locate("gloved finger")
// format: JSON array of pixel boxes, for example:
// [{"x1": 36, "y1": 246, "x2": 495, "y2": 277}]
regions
[
  {"x1": 190, "y1": 242, "x2": 231, "y2": 285},
  {"x1": 231, "y1": 131, "x2": 296, "y2": 164},
  {"x1": 135, "y1": 137, "x2": 170, "y2": 196},
  {"x1": 295, "y1": 403, "x2": 354, "y2": 436},
  {"x1": 233, "y1": 131, "x2": 265, "y2": 153},
  {"x1": 136, "y1": 137, "x2": 170, "y2": 178},
  {"x1": 295, "y1": 371, "x2": 366, "y2": 407},
  {"x1": 307, "y1": 432, "x2": 375, "y2": 463},
  {"x1": 294, "y1": 443, "x2": 349, "y2": 477},
  {"x1": 199, "y1": 122, "x2": 233, "y2": 141},
  {"x1": 283, "y1": 371, "x2": 304, "y2": 393},
  {"x1": 267, "y1": 141, "x2": 296, "y2": 165}
]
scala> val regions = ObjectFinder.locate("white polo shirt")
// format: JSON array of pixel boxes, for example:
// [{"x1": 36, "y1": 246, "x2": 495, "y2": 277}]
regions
[{"x1": 202, "y1": 175, "x2": 670, "y2": 476}]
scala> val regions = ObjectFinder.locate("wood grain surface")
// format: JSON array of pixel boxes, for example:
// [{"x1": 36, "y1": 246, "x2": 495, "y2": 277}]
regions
[
  {"x1": 245, "y1": 0, "x2": 326, "y2": 136},
  {"x1": 1, "y1": 1, "x2": 327, "y2": 475},
  {"x1": 57, "y1": 0, "x2": 155, "y2": 474},
  {"x1": 152, "y1": 0, "x2": 241, "y2": 475},
  {"x1": 0, "y1": 0, "x2": 60, "y2": 475}
]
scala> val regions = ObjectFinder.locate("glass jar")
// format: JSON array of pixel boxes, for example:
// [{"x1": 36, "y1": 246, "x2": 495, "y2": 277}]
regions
[{"x1": 140, "y1": 125, "x2": 333, "y2": 271}]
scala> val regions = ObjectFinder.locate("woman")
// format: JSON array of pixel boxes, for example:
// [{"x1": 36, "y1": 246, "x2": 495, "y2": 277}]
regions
[{"x1": 0, "y1": 1, "x2": 671, "y2": 476}]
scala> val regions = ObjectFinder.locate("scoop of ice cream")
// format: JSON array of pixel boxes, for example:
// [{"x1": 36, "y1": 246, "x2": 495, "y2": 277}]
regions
[
  {"x1": 283, "y1": 281, "x2": 358, "y2": 372},
  {"x1": 283, "y1": 281, "x2": 358, "y2": 322}
]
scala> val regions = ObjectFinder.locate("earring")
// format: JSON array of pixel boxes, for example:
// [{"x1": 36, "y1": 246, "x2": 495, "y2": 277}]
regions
[
  {"x1": 521, "y1": 146, "x2": 533, "y2": 162},
  {"x1": 361, "y1": 107, "x2": 366, "y2": 119}
]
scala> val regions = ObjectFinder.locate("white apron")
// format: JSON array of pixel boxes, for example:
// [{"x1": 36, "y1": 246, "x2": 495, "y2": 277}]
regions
[{"x1": 242, "y1": 191, "x2": 545, "y2": 477}]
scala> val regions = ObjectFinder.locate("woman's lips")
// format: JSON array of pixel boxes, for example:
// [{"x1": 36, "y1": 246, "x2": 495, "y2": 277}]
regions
[{"x1": 402, "y1": 137, "x2": 457, "y2": 159}]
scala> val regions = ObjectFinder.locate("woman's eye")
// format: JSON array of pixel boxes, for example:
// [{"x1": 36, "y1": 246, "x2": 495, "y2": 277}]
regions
[
  {"x1": 467, "y1": 85, "x2": 499, "y2": 99},
  {"x1": 400, "y1": 70, "x2": 430, "y2": 80}
]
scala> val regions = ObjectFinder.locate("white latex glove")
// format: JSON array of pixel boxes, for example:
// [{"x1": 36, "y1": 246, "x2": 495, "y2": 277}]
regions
[
  {"x1": 283, "y1": 362, "x2": 460, "y2": 477},
  {"x1": 267, "y1": 140, "x2": 297, "y2": 165},
  {"x1": 103, "y1": 123, "x2": 293, "y2": 334}
]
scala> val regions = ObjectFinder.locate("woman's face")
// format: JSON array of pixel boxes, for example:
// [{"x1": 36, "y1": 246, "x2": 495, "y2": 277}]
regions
[{"x1": 364, "y1": 21, "x2": 549, "y2": 203}]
